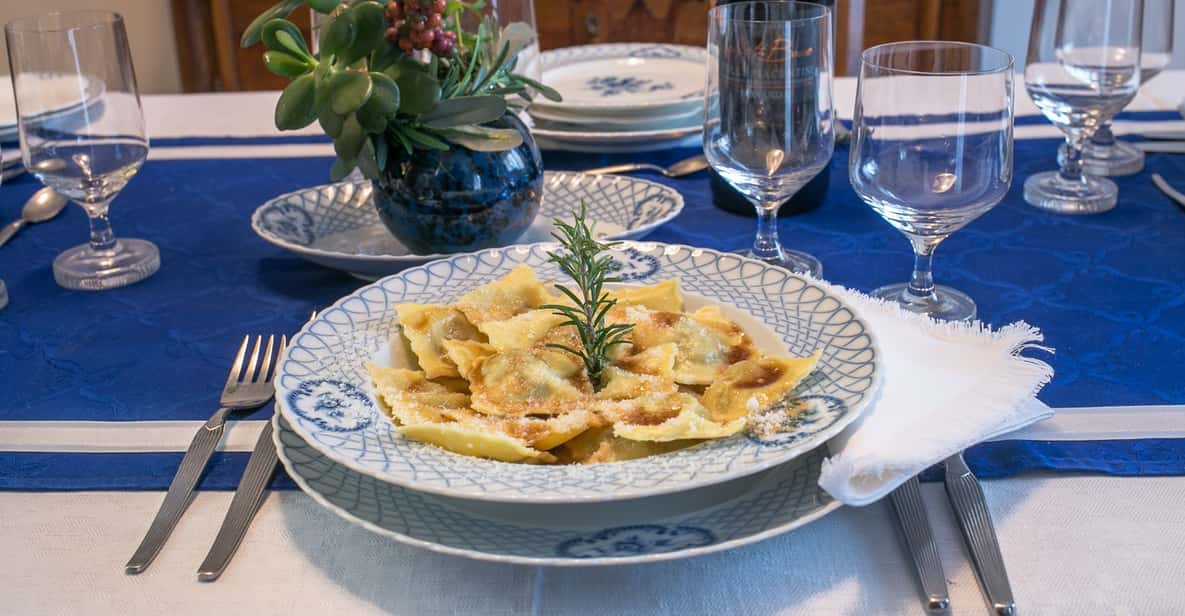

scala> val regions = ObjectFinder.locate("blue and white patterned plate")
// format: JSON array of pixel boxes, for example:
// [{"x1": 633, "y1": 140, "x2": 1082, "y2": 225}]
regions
[
  {"x1": 250, "y1": 172, "x2": 683, "y2": 279},
  {"x1": 274, "y1": 414, "x2": 841, "y2": 566},
  {"x1": 275, "y1": 242, "x2": 881, "y2": 504},
  {"x1": 533, "y1": 44, "x2": 706, "y2": 114}
]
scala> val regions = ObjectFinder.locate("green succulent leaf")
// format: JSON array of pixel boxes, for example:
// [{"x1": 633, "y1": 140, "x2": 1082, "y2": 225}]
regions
[
  {"x1": 263, "y1": 50, "x2": 310, "y2": 77},
  {"x1": 356, "y1": 102, "x2": 388, "y2": 134},
  {"x1": 334, "y1": 113, "x2": 366, "y2": 160},
  {"x1": 400, "y1": 125, "x2": 450, "y2": 150},
  {"x1": 307, "y1": 0, "x2": 341, "y2": 13},
  {"x1": 275, "y1": 73, "x2": 318, "y2": 130},
  {"x1": 356, "y1": 138, "x2": 381, "y2": 179},
  {"x1": 420, "y1": 95, "x2": 506, "y2": 129},
  {"x1": 330, "y1": 156, "x2": 356, "y2": 181},
  {"x1": 370, "y1": 41, "x2": 403, "y2": 73},
  {"x1": 373, "y1": 134, "x2": 389, "y2": 170},
  {"x1": 340, "y1": 1, "x2": 386, "y2": 65},
  {"x1": 511, "y1": 73, "x2": 562, "y2": 102},
  {"x1": 327, "y1": 70, "x2": 373, "y2": 115},
  {"x1": 396, "y1": 70, "x2": 442, "y2": 115},
  {"x1": 241, "y1": 0, "x2": 304, "y2": 47},
  {"x1": 262, "y1": 19, "x2": 310, "y2": 58},
  {"x1": 438, "y1": 124, "x2": 523, "y2": 151},
  {"x1": 318, "y1": 107, "x2": 345, "y2": 137},
  {"x1": 319, "y1": 10, "x2": 356, "y2": 57},
  {"x1": 360, "y1": 72, "x2": 400, "y2": 120},
  {"x1": 495, "y1": 23, "x2": 533, "y2": 68}
]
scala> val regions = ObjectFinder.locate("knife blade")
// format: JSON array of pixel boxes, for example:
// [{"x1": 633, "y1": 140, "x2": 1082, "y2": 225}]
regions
[
  {"x1": 889, "y1": 477, "x2": 950, "y2": 613},
  {"x1": 196, "y1": 420, "x2": 278, "y2": 581},
  {"x1": 944, "y1": 453, "x2": 1016, "y2": 616}
]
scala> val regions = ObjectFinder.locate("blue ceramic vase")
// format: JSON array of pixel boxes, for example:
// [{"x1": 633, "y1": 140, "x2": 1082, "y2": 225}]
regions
[{"x1": 372, "y1": 113, "x2": 543, "y2": 254}]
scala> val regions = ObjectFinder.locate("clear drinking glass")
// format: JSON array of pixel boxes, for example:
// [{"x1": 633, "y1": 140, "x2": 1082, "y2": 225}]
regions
[
  {"x1": 1023, "y1": 0, "x2": 1143, "y2": 214},
  {"x1": 704, "y1": 1, "x2": 834, "y2": 277},
  {"x1": 1081, "y1": 0, "x2": 1174, "y2": 177},
  {"x1": 6, "y1": 11, "x2": 157, "y2": 290},
  {"x1": 850, "y1": 41, "x2": 1014, "y2": 322}
]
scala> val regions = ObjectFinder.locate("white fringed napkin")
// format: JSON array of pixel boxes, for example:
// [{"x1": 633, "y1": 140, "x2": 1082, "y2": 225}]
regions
[{"x1": 813, "y1": 283, "x2": 1055, "y2": 506}]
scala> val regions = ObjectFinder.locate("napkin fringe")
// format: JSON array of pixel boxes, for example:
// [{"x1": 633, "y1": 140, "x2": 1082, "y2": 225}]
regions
[{"x1": 818, "y1": 285, "x2": 1056, "y2": 505}]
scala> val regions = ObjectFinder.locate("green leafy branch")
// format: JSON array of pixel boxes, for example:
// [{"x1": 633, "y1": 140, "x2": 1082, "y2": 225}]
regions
[
  {"x1": 540, "y1": 204, "x2": 634, "y2": 391},
  {"x1": 239, "y1": 0, "x2": 560, "y2": 181}
]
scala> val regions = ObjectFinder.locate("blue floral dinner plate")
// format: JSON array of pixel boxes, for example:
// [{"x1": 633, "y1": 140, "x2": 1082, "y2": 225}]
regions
[
  {"x1": 274, "y1": 414, "x2": 841, "y2": 566},
  {"x1": 251, "y1": 172, "x2": 683, "y2": 279},
  {"x1": 533, "y1": 44, "x2": 707, "y2": 115},
  {"x1": 274, "y1": 243, "x2": 881, "y2": 504}
]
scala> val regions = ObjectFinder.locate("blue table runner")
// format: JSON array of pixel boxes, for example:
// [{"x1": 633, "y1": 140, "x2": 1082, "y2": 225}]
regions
[{"x1": 1, "y1": 117, "x2": 1183, "y2": 489}]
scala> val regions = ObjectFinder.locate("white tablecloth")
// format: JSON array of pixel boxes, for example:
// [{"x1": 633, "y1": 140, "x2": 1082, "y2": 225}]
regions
[
  {"x1": 4, "y1": 477, "x2": 1185, "y2": 615},
  {"x1": 4, "y1": 74, "x2": 1185, "y2": 615}
]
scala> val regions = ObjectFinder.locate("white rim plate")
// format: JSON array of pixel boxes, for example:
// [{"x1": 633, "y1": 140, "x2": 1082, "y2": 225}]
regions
[
  {"x1": 527, "y1": 104, "x2": 701, "y2": 129},
  {"x1": 274, "y1": 413, "x2": 842, "y2": 566},
  {"x1": 530, "y1": 124, "x2": 702, "y2": 144},
  {"x1": 251, "y1": 172, "x2": 684, "y2": 279},
  {"x1": 533, "y1": 44, "x2": 706, "y2": 114},
  {"x1": 533, "y1": 133, "x2": 703, "y2": 153},
  {"x1": 274, "y1": 242, "x2": 881, "y2": 504},
  {"x1": 0, "y1": 73, "x2": 105, "y2": 138}
]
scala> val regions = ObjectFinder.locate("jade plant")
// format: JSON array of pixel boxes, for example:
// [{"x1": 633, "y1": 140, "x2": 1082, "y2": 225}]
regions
[{"x1": 241, "y1": 0, "x2": 560, "y2": 180}]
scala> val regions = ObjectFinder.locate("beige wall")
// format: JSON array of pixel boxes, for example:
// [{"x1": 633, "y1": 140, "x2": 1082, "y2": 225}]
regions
[{"x1": 0, "y1": 1, "x2": 182, "y2": 94}]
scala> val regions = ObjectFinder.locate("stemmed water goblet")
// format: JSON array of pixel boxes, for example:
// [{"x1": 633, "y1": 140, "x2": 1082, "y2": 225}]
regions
[
  {"x1": 6, "y1": 10, "x2": 158, "y2": 290},
  {"x1": 850, "y1": 41, "x2": 1014, "y2": 322},
  {"x1": 1082, "y1": 0, "x2": 1174, "y2": 177},
  {"x1": 1023, "y1": 0, "x2": 1143, "y2": 214},
  {"x1": 704, "y1": 0, "x2": 834, "y2": 277}
]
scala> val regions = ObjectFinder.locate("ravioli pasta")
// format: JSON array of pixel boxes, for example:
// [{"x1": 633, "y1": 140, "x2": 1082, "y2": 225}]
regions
[{"x1": 367, "y1": 264, "x2": 821, "y2": 464}]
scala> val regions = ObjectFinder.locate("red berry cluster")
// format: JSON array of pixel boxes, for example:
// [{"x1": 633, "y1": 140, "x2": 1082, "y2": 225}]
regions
[{"x1": 385, "y1": 0, "x2": 456, "y2": 56}]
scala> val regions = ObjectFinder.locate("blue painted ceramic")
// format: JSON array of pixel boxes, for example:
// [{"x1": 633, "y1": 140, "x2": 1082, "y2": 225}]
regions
[{"x1": 372, "y1": 113, "x2": 543, "y2": 254}]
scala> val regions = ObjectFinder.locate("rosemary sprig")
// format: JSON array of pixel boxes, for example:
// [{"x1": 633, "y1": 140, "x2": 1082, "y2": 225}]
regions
[{"x1": 541, "y1": 203, "x2": 634, "y2": 391}]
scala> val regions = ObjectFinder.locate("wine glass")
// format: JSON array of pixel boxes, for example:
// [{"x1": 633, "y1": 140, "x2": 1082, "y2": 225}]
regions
[
  {"x1": 850, "y1": 41, "x2": 1014, "y2": 322},
  {"x1": 5, "y1": 10, "x2": 158, "y2": 290},
  {"x1": 1023, "y1": 0, "x2": 1143, "y2": 215},
  {"x1": 1082, "y1": 0, "x2": 1173, "y2": 177},
  {"x1": 704, "y1": 1, "x2": 834, "y2": 277}
]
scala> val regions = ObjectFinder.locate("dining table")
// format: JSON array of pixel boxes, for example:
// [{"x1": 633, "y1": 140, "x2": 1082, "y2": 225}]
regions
[{"x1": 1, "y1": 71, "x2": 1184, "y2": 615}]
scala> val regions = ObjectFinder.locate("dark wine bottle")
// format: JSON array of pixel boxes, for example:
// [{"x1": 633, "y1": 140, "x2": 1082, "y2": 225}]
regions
[{"x1": 710, "y1": 0, "x2": 835, "y2": 218}]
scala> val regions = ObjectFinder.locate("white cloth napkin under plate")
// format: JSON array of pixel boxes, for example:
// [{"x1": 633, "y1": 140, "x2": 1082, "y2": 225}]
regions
[{"x1": 814, "y1": 282, "x2": 1055, "y2": 506}]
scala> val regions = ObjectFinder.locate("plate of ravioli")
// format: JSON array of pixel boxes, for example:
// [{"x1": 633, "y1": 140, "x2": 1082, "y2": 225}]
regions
[{"x1": 276, "y1": 241, "x2": 880, "y2": 504}]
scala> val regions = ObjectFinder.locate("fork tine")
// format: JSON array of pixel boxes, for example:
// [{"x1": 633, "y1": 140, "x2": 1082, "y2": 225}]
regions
[
  {"x1": 255, "y1": 335, "x2": 276, "y2": 383},
  {"x1": 264, "y1": 336, "x2": 287, "y2": 385},
  {"x1": 244, "y1": 336, "x2": 263, "y2": 383},
  {"x1": 224, "y1": 336, "x2": 250, "y2": 389}
]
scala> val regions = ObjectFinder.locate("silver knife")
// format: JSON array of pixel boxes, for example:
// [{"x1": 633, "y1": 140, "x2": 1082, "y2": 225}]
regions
[
  {"x1": 1135, "y1": 141, "x2": 1185, "y2": 153},
  {"x1": 889, "y1": 477, "x2": 950, "y2": 613},
  {"x1": 945, "y1": 453, "x2": 1016, "y2": 616},
  {"x1": 197, "y1": 419, "x2": 278, "y2": 581}
]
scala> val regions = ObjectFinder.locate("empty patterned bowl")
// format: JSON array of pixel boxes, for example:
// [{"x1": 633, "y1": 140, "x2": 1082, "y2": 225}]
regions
[
  {"x1": 251, "y1": 171, "x2": 683, "y2": 279},
  {"x1": 274, "y1": 242, "x2": 881, "y2": 504}
]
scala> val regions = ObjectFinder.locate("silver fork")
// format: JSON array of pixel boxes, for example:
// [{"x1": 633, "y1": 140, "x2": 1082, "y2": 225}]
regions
[
  {"x1": 125, "y1": 335, "x2": 281, "y2": 574},
  {"x1": 199, "y1": 312, "x2": 311, "y2": 581}
]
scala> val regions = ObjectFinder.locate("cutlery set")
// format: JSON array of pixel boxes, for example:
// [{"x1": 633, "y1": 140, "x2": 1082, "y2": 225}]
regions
[
  {"x1": 125, "y1": 333, "x2": 289, "y2": 579},
  {"x1": 891, "y1": 457, "x2": 1016, "y2": 615}
]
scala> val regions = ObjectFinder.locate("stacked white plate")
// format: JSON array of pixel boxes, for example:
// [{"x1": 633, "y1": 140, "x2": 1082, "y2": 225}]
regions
[{"x1": 528, "y1": 44, "x2": 706, "y2": 153}]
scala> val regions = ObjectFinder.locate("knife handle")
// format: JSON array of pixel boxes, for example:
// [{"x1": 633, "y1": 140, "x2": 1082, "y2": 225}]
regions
[
  {"x1": 889, "y1": 477, "x2": 950, "y2": 613},
  {"x1": 197, "y1": 421, "x2": 278, "y2": 581},
  {"x1": 945, "y1": 454, "x2": 1016, "y2": 616},
  {"x1": 125, "y1": 408, "x2": 230, "y2": 574}
]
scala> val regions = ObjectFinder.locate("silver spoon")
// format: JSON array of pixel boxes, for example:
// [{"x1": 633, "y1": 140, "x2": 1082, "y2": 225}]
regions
[
  {"x1": 0, "y1": 187, "x2": 69, "y2": 248},
  {"x1": 583, "y1": 154, "x2": 709, "y2": 178}
]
